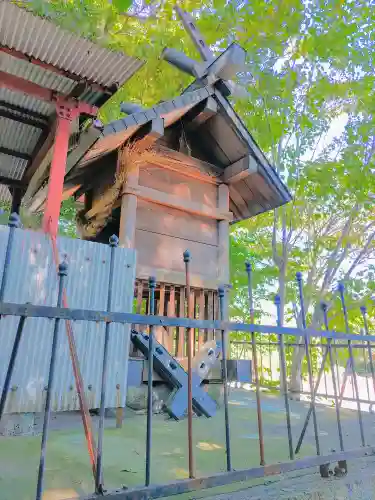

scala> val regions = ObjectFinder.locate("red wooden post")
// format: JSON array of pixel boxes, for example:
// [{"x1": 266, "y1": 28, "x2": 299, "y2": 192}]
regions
[
  {"x1": 42, "y1": 100, "x2": 97, "y2": 236},
  {"x1": 42, "y1": 107, "x2": 72, "y2": 236}
]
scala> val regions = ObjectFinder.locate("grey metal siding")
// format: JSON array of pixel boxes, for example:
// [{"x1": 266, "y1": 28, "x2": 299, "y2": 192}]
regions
[{"x1": 0, "y1": 227, "x2": 136, "y2": 413}]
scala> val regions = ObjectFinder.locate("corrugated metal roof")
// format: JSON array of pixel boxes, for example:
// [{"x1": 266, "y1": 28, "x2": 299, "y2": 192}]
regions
[
  {"x1": 0, "y1": 184, "x2": 10, "y2": 202},
  {"x1": 2, "y1": 51, "x2": 76, "y2": 95},
  {"x1": 0, "y1": 227, "x2": 136, "y2": 413},
  {"x1": 0, "y1": 87, "x2": 53, "y2": 117},
  {"x1": 0, "y1": 153, "x2": 28, "y2": 180},
  {"x1": 0, "y1": 1, "x2": 143, "y2": 89},
  {"x1": 0, "y1": 2, "x2": 143, "y2": 203},
  {"x1": 0, "y1": 117, "x2": 41, "y2": 154}
]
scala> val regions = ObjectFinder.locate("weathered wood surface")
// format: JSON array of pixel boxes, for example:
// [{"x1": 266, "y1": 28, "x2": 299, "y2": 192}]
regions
[
  {"x1": 132, "y1": 280, "x2": 218, "y2": 357},
  {"x1": 222, "y1": 155, "x2": 257, "y2": 184},
  {"x1": 154, "y1": 146, "x2": 222, "y2": 180},
  {"x1": 123, "y1": 184, "x2": 231, "y2": 221},
  {"x1": 136, "y1": 265, "x2": 219, "y2": 290},
  {"x1": 136, "y1": 199, "x2": 218, "y2": 246},
  {"x1": 178, "y1": 286, "x2": 185, "y2": 357},
  {"x1": 218, "y1": 183, "x2": 230, "y2": 285},
  {"x1": 119, "y1": 161, "x2": 139, "y2": 249},
  {"x1": 166, "y1": 285, "x2": 175, "y2": 352},
  {"x1": 198, "y1": 289, "x2": 205, "y2": 351},
  {"x1": 135, "y1": 229, "x2": 218, "y2": 280},
  {"x1": 139, "y1": 164, "x2": 217, "y2": 207}
]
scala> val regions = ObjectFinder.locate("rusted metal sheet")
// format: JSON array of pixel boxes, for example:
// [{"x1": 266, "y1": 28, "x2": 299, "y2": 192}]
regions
[{"x1": 0, "y1": 226, "x2": 136, "y2": 413}]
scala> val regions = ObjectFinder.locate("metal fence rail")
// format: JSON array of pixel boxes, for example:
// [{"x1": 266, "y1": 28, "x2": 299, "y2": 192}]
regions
[{"x1": 0, "y1": 216, "x2": 375, "y2": 500}]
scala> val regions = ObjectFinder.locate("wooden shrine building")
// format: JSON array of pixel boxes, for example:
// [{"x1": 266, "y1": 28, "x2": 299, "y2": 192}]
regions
[{"x1": 25, "y1": 34, "x2": 291, "y2": 357}]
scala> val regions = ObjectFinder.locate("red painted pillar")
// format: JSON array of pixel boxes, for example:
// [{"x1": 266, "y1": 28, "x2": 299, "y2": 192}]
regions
[{"x1": 42, "y1": 108, "x2": 72, "y2": 236}]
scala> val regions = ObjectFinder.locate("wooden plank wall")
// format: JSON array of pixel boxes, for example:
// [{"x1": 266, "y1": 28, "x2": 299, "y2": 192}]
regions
[
  {"x1": 135, "y1": 165, "x2": 219, "y2": 288},
  {"x1": 132, "y1": 279, "x2": 219, "y2": 358}
]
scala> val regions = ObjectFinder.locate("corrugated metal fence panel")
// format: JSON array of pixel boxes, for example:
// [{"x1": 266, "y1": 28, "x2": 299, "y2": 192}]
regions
[{"x1": 0, "y1": 227, "x2": 136, "y2": 413}]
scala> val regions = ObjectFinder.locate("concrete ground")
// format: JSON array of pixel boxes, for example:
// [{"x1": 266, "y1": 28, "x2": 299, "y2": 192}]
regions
[{"x1": 0, "y1": 387, "x2": 374, "y2": 500}]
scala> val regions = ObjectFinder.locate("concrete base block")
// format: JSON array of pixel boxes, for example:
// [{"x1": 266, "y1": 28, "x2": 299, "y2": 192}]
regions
[
  {"x1": 0, "y1": 412, "x2": 36, "y2": 436},
  {"x1": 126, "y1": 383, "x2": 225, "y2": 413},
  {"x1": 204, "y1": 384, "x2": 224, "y2": 407},
  {"x1": 126, "y1": 385, "x2": 170, "y2": 413}
]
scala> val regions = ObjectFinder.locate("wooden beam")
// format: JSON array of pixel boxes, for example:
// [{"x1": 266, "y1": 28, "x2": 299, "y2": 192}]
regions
[
  {"x1": 214, "y1": 90, "x2": 291, "y2": 204},
  {"x1": 178, "y1": 286, "x2": 186, "y2": 357},
  {"x1": 0, "y1": 108, "x2": 47, "y2": 129},
  {"x1": 189, "y1": 289, "x2": 196, "y2": 355},
  {"x1": 118, "y1": 119, "x2": 163, "y2": 248},
  {"x1": 228, "y1": 184, "x2": 251, "y2": 220},
  {"x1": 119, "y1": 151, "x2": 139, "y2": 249},
  {"x1": 222, "y1": 155, "x2": 258, "y2": 184},
  {"x1": 10, "y1": 187, "x2": 24, "y2": 214},
  {"x1": 147, "y1": 158, "x2": 219, "y2": 185},
  {"x1": 23, "y1": 121, "x2": 56, "y2": 185},
  {"x1": 185, "y1": 97, "x2": 217, "y2": 129},
  {"x1": 121, "y1": 184, "x2": 233, "y2": 221},
  {"x1": 0, "y1": 176, "x2": 24, "y2": 188},
  {"x1": 0, "y1": 147, "x2": 30, "y2": 161},
  {"x1": 156, "y1": 283, "x2": 166, "y2": 344},
  {"x1": 157, "y1": 146, "x2": 222, "y2": 176},
  {"x1": 131, "y1": 117, "x2": 164, "y2": 151},
  {"x1": 198, "y1": 289, "x2": 205, "y2": 351},
  {"x1": 218, "y1": 184, "x2": 230, "y2": 285},
  {"x1": 0, "y1": 100, "x2": 48, "y2": 122},
  {"x1": 207, "y1": 291, "x2": 214, "y2": 341},
  {"x1": 147, "y1": 146, "x2": 220, "y2": 185},
  {"x1": 137, "y1": 265, "x2": 219, "y2": 290},
  {"x1": 167, "y1": 286, "x2": 176, "y2": 353},
  {"x1": 217, "y1": 184, "x2": 230, "y2": 353}
]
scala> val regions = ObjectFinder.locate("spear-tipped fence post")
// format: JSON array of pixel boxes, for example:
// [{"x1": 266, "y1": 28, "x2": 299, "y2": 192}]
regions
[
  {"x1": 0, "y1": 311, "x2": 27, "y2": 421},
  {"x1": 219, "y1": 286, "x2": 232, "y2": 471},
  {"x1": 36, "y1": 262, "x2": 67, "y2": 500},
  {"x1": 321, "y1": 301, "x2": 344, "y2": 451},
  {"x1": 337, "y1": 283, "x2": 365, "y2": 446},
  {"x1": 275, "y1": 294, "x2": 294, "y2": 460},
  {"x1": 145, "y1": 275, "x2": 156, "y2": 486},
  {"x1": 295, "y1": 271, "x2": 320, "y2": 456},
  {"x1": 95, "y1": 234, "x2": 118, "y2": 493},
  {"x1": 360, "y1": 306, "x2": 375, "y2": 413},
  {"x1": 184, "y1": 250, "x2": 194, "y2": 479},
  {"x1": 245, "y1": 262, "x2": 265, "y2": 465}
]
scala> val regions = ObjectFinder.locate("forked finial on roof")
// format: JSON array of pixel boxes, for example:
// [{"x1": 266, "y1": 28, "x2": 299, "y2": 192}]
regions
[{"x1": 159, "y1": 5, "x2": 248, "y2": 98}]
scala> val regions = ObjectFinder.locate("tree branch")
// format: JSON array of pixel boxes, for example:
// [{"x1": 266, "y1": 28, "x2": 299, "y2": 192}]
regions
[{"x1": 343, "y1": 229, "x2": 375, "y2": 281}]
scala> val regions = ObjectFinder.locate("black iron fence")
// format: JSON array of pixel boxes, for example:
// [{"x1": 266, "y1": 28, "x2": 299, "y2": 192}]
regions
[{"x1": 0, "y1": 214, "x2": 375, "y2": 500}]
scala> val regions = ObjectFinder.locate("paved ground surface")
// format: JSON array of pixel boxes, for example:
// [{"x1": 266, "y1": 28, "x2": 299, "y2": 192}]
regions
[
  {"x1": 0, "y1": 387, "x2": 374, "y2": 500},
  {"x1": 198, "y1": 456, "x2": 375, "y2": 500}
]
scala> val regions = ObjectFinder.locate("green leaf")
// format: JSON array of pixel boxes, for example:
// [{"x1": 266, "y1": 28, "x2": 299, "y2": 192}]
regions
[{"x1": 111, "y1": 0, "x2": 132, "y2": 12}]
